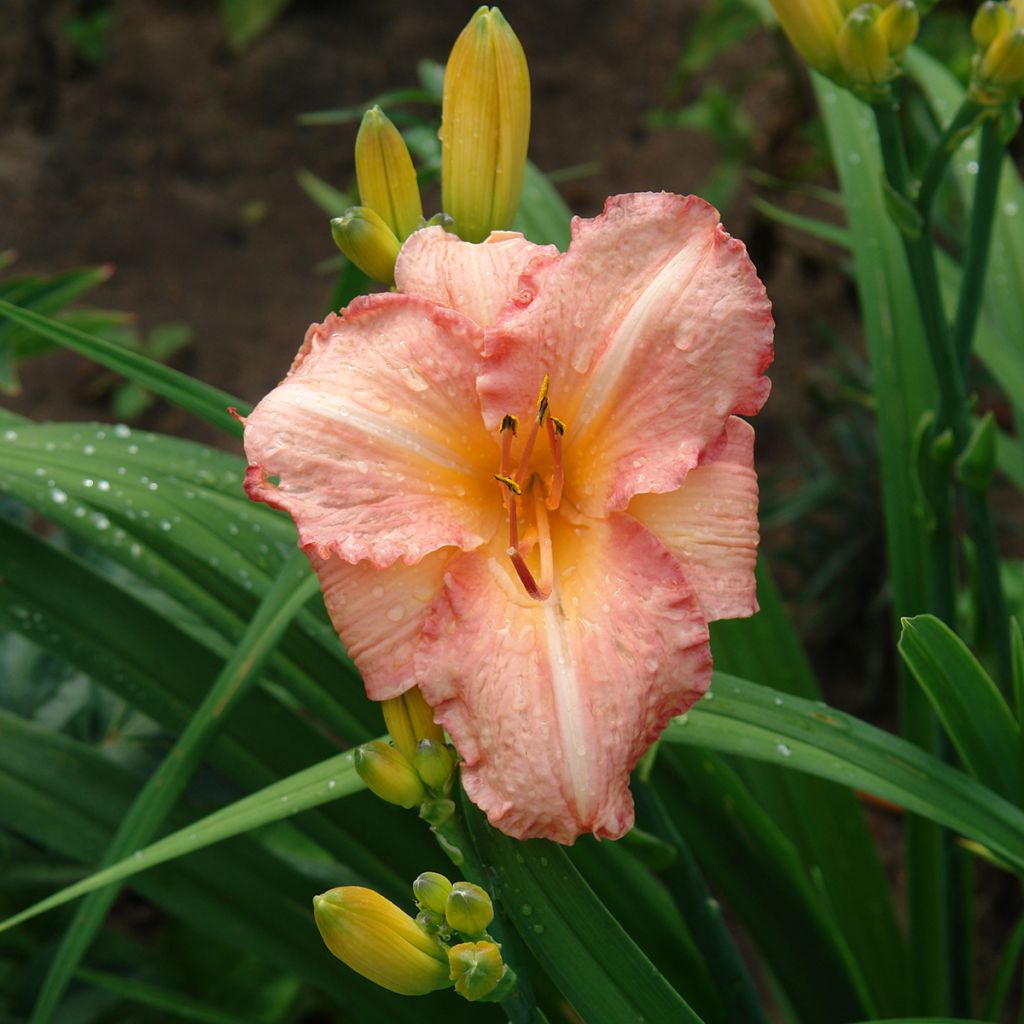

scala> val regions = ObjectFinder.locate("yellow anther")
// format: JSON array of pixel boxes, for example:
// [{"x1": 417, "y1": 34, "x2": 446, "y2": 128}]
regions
[
  {"x1": 535, "y1": 375, "x2": 550, "y2": 424},
  {"x1": 494, "y1": 474, "x2": 522, "y2": 495}
]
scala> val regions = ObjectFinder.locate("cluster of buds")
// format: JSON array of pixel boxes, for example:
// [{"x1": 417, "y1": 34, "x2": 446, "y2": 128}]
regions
[
  {"x1": 771, "y1": 0, "x2": 920, "y2": 99},
  {"x1": 353, "y1": 687, "x2": 456, "y2": 811},
  {"x1": 330, "y1": 6, "x2": 531, "y2": 284},
  {"x1": 314, "y1": 874, "x2": 514, "y2": 1003},
  {"x1": 970, "y1": 1, "x2": 1024, "y2": 104}
]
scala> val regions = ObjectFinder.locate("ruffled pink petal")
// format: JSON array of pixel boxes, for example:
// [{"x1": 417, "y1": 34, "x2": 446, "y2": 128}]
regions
[
  {"x1": 395, "y1": 227, "x2": 555, "y2": 328},
  {"x1": 630, "y1": 416, "x2": 759, "y2": 621},
  {"x1": 243, "y1": 293, "x2": 501, "y2": 567},
  {"x1": 479, "y1": 192, "x2": 773, "y2": 515},
  {"x1": 311, "y1": 548, "x2": 454, "y2": 701},
  {"x1": 415, "y1": 514, "x2": 711, "y2": 843}
]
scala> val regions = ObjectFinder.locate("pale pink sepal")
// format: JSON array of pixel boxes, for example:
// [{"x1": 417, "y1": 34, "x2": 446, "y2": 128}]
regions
[
  {"x1": 630, "y1": 416, "x2": 759, "y2": 621},
  {"x1": 395, "y1": 227, "x2": 556, "y2": 327},
  {"x1": 243, "y1": 294, "x2": 501, "y2": 568},
  {"x1": 479, "y1": 192, "x2": 773, "y2": 515},
  {"x1": 416, "y1": 515, "x2": 711, "y2": 843},
  {"x1": 311, "y1": 548, "x2": 453, "y2": 701}
]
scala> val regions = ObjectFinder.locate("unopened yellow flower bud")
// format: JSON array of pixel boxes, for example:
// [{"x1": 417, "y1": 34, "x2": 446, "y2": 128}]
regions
[
  {"x1": 355, "y1": 106, "x2": 423, "y2": 241},
  {"x1": 381, "y1": 687, "x2": 444, "y2": 764},
  {"x1": 877, "y1": 0, "x2": 919, "y2": 56},
  {"x1": 330, "y1": 207, "x2": 401, "y2": 286},
  {"x1": 973, "y1": 1, "x2": 1014, "y2": 48},
  {"x1": 769, "y1": 0, "x2": 844, "y2": 76},
  {"x1": 413, "y1": 871, "x2": 454, "y2": 916},
  {"x1": 440, "y1": 6, "x2": 530, "y2": 242},
  {"x1": 838, "y1": 6, "x2": 892, "y2": 87},
  {"x1": 413, "y1": 738, "x2": 455, "y2": 791},
  {"x1": 448, "y1": 941, "x2": 506, "y2": 1001},
  {"x1": 313, "y1": 887, "x2": 451, "y2": 996},
  {"x1": 354, "y1": 741, "x2": 426, "y2": 809},
  {"x1": 980, "y1": 25, "x2": 1024, "y2": 86},
  {"x1": 445, "y1": 880, "x2": 494, "y2": 936}
]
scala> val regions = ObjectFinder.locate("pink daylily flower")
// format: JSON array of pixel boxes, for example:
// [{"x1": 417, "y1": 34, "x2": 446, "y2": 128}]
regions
[{"x1": 243, "y1": 192, "x2": 773, "y2": 844}]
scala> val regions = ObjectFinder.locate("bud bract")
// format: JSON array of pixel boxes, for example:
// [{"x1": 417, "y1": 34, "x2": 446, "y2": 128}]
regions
[
  {"x1": 973, "y1": 1, "x2": 1014, "y2": 48},
  {"x1": 837, "y1": 6, "x2": 892, "y2": 87},
  {"x1": 440, "y1": 6, "x2": 530, "y2": 242},
  {"x1": 445, "y1": 880, "x2": 494, "y2": 936},
  {"x1": 877, "y1": 0, "x2": 919, "y2": 56},
  {"x1": 957, "y1": 412, "x2": 998, "y2": 491},
  {"x1": 413, "y1": 871, "x2": 454, "y2": 915},
  {"x1": 381, "y1": 687, "x2": 445, "y2": 764},
  {"x1": 414, "y1": 738, "x2": 456, "y2": 790},
  {"x1": 354, "y1": 740, "x2": 426, "y2": 809},
  {"x1": 313, "y1": 887, "x2": 451, "y2": 996},
  {"x1": 355, "y1": 105, "x2": 423, "y2": 241},
  {"x1": 330, "y1": 207, "x2": 401, "y2": 286},
  {"x1": 769, "y1": 0, "x2": 844, "y2": 76},
  {"x1": 447, "y1": 941, "x2": 506, "y2": 1001}
]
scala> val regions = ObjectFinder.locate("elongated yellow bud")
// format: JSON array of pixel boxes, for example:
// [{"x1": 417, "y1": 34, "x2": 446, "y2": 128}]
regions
[
  {"x1": 877, "y1": 0, "x2": 919, "y2": 56},
  {"x1": 980, "y1": 25, "x2": 1024, "y2": 85},
  {"x1": 440, "y1": 6, "x2": 530, "y2": 242},
  {"x1": 837, "y1": 6, "x2": 892, "y2": 87},
  {"x1": 445, "y1": 880, "x2": 494, "y2": 936},
  {"x1": 313, "y1": 887, "x2": 451, "y2": 996},
  {"x1": 330, "y1": 207, "x2": 401, "y2": 286},
  {"x1": 381, "y1": 687, "x2": 444, "y2": 764},
  {"x1": 769, "y1": 0, "x2": 844, "y2": 76},
  {"x1": 973, "y1": 1, "x2": 1014, "y2": 48},
  {"x1": 355, "y1": 106, "x2": 423, "y2": 241},
  {"x1": 354, "y1": 740, "x2": 426, "y2": 808},
  {"x1": 448, "y1": 941, "x2": 506, "y2": 1001}
]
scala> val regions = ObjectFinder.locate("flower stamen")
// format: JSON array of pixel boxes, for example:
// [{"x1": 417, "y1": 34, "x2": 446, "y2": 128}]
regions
[
  {"x1": 513, "y1": 375, "x2": 549, "y2": 488},
  {"x1": 545, "y1": 416, "x2": 565, "y2": 511}
]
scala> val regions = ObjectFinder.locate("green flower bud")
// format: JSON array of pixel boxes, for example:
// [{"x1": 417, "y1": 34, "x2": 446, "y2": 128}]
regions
[
  {"x1": 440, "y1": 6, "x2": 531, "y2": 242},
  {"x1": 355, "y1": 105, "x2": 423, "y2": 241},
  {"x1": 413, "y1": 871, "x2": 454, "y2": 915},
  {"x1": 973, "y1": 1, "x2": 1014, "y2": 48},
  {"x1": 877, "y1": 0, "x2": 919, "y2": 56},
  {"x1": 413, "y1": 738, "x2": 455, "y2": 790},
  {"x1": 330, "y1": 207, "x2": 401, "y2": 286},
  {"x1": 838, "y1": 6, "x2": 892, "y2": 88},
  {"x1": 445, "y1": 880, "x2": 494, "y2": 936},
  {"x1": 381, "y1": 687, "x2": 445, "y2": 764},
  {"x1": 354, "y1": 741, "x2": 426, "y2": 809},
  {"x1": 313, "y1": 886, "x2": 451, "y2": 996},
  {"x1": 957, "y1": 411, "x2": 997, "y2": 491},
  {"x1": 447, "y1": 941, "x2": 506, "y2": 1001}
]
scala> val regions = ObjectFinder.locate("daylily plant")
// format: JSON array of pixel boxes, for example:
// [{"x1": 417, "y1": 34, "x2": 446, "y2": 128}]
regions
[{"x1": 243, "y1": 191, "x2": 773, "y2": 843}]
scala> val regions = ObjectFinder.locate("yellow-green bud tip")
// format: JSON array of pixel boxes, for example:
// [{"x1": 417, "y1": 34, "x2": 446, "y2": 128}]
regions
[
  {"x1": 837, "y1": 5, "x2": 893, "y2": 87},
  {"x1": 980, "y1": 25, "x2": 1024, "y2": 87},
  {"x1": 330, "y1": 207, "x2": 401, "y2": 286},
  {"x1": 973, "y1": 1, "x2": 1014, "y2": 48},
  {"x1": 413, "y1": 871, "x2": 453, "y2": 915},
  {"x1": 355, "y1": 106, "x2": 423, "y2": 241},
  {"x1": 440, "y1": 5, "x2": 530, "y2": 242},
  {"x1": 769, "y1": 0, "x2": 844, "y2": 76},
  {"x1": 381, "y1": 688, "x2": 444, "y2": 764},
  {"x1": 877, "y1": 0, "x2": 919, "y2": 57},
  {"x1": 445, "y1": 880, "x2": 495, "y2": 936},
  {"x1": 448, "y1": 941, "x2": 506, "y2": 1001},
  {"x1": 413, "y1": 738, "x2": 456, "y2": 790},
  {"x1": 354, "y1": 740, "x2": 426, "y2": 809},
  {"x1": 313, "y1": 886, "x2": 451, "y2": 996}
]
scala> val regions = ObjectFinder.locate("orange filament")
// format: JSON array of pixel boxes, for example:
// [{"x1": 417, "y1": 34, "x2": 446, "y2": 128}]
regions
[{"x1": 495, "y1": 376, "x2": 563, "y2": 601}]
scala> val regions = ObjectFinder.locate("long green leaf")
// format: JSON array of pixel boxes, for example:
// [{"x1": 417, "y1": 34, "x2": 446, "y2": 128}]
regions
[
  {"x1": 0, "y1": 745, "x2": 364, "y2": 933},
  {"x1": 0, "y1": 300, "x2": 248, "y2": 435},
  {"x1": 30, "y1": 550, "x2": 321, "y2": 1023},
  {"x1": 463, "y1": 798, "x2": 705, "y2": 1024},
  {"x1": 899, "y1": 615, "x2": 1021, "y2": 802},
  {"x1": 670, "y1": 674, "x2": 1024, "y2": 873}
]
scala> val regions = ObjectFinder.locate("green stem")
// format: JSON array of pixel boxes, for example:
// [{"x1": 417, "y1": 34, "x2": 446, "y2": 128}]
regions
[
  {"x1": 634, "y1": 781, "x2": 768, "y2": 1024},
  {"x1": 952, "y1": 115, "x2": 1003, "y2": 368},
  {"x1": 916, "y1": 98, "x2": 986, "y2": 221}
]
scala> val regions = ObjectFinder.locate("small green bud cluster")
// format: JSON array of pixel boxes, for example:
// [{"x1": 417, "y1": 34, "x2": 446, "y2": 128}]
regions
[{"x1": 970, "y1": 2, "x2": 1024, "y2": 104}]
